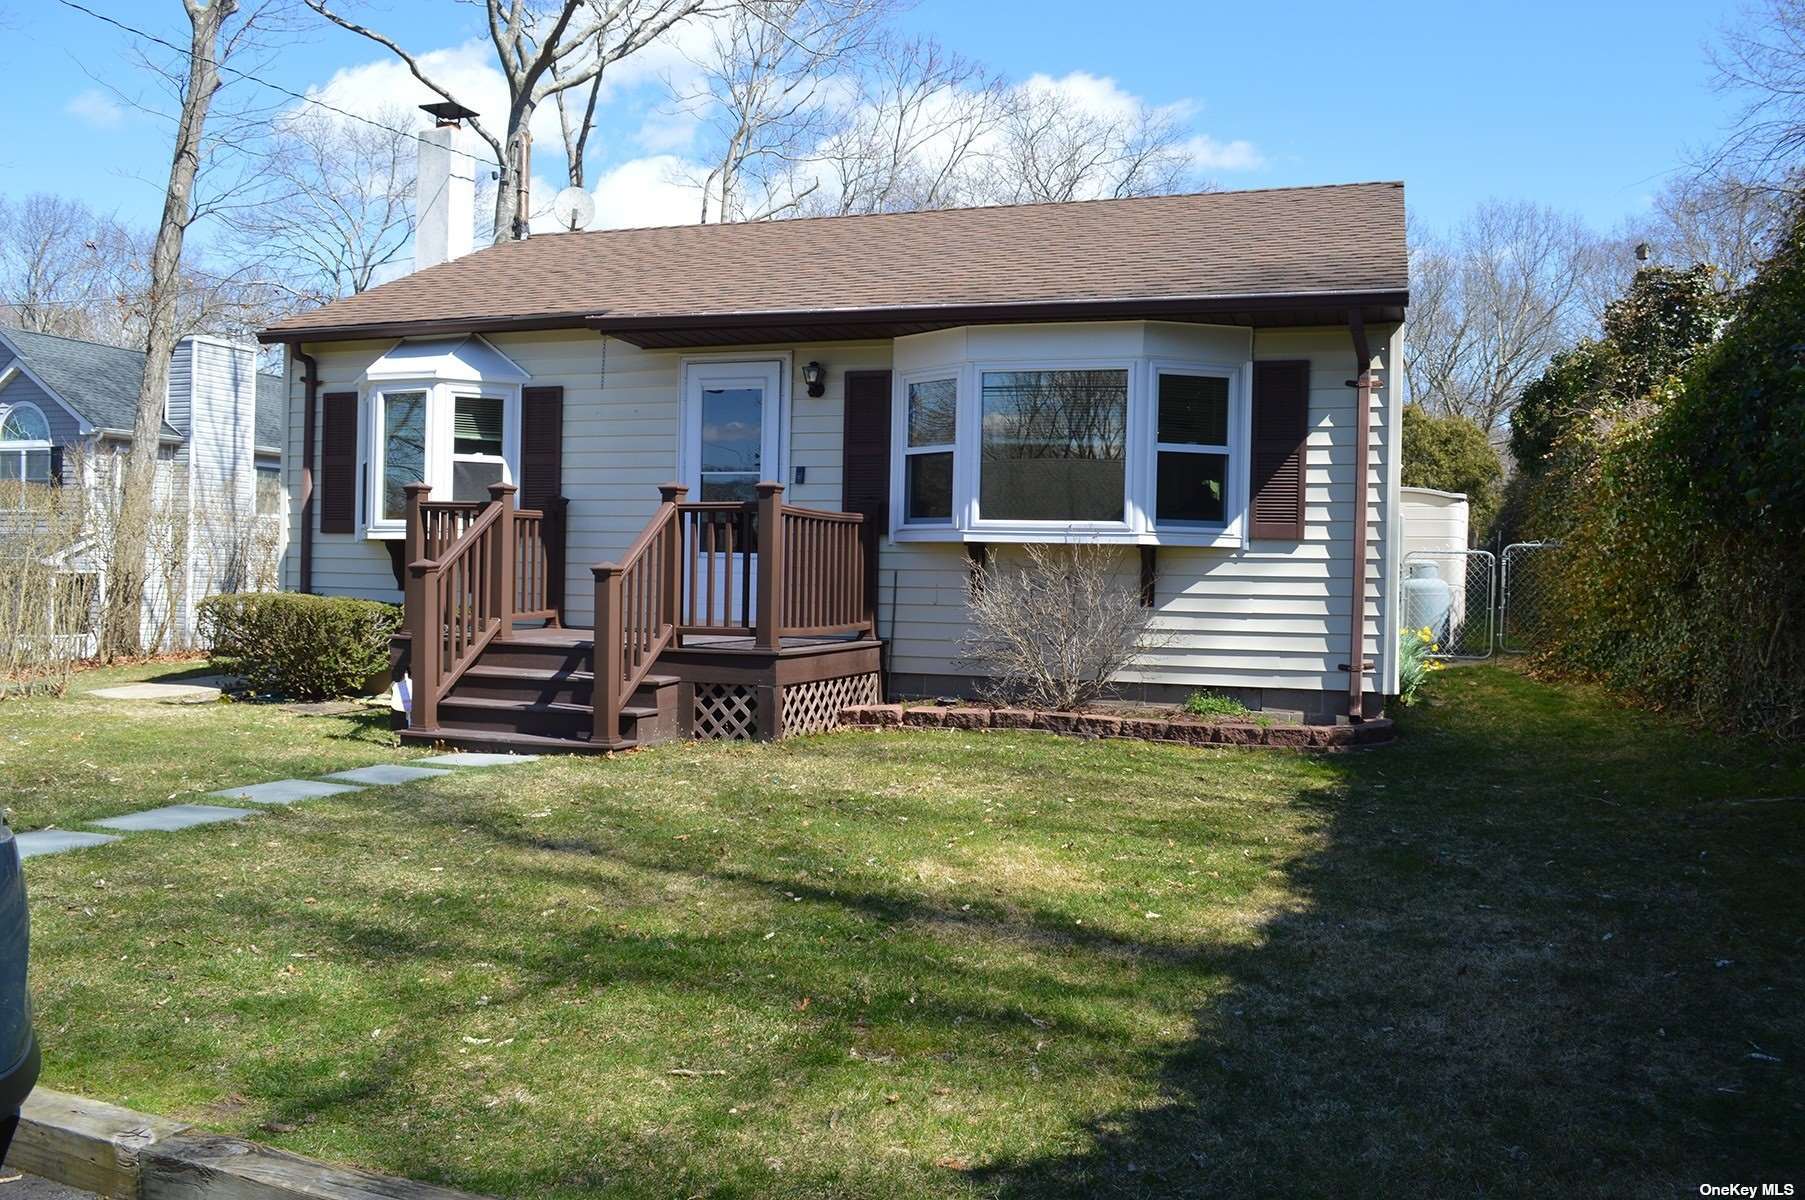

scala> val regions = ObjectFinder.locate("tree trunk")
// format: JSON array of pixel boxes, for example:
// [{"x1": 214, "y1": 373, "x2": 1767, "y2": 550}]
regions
[{"x1": 100, "y1": 0, "x2": 235, "y2": 659}]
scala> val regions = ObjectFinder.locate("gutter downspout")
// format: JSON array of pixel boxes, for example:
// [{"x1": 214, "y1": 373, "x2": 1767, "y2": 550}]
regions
[
  {"x1": 294, "y1": 345, "x2": 318, "y2": 594},
  {"x1": 1344, "y1": 309, "x2": 1376, "y2": 721}
]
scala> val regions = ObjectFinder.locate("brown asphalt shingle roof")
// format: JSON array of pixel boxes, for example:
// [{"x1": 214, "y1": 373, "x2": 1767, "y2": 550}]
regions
[{"x1": 263, "y1": 181, "x2": 1406, "y2": 341}]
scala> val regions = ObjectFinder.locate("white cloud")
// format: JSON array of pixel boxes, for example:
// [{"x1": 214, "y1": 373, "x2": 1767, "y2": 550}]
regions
[
  {"x1": 590, "y1": 155, "x2": 706, "y2": 229},
  {"x1": 1182, "y1": 135, "x2": 1265, "y2": 172},
  {"x1": 1017, "y1": 70, "x2": 1263, "y2": 175},
  {"x1": 305, "y1": 39, "x2": 562, "y2": 151},
  {"x1": 66, "y1": 88, "x2": 124, "y2": 129}
]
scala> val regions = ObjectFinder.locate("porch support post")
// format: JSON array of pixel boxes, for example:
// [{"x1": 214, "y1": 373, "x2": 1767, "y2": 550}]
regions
[
  {"x1": 1345, "y1": 308, "x2": 1376, "y2": 722},
  {"x1": 658, "y1": 483, "x2": 688, "y2": 646},
  {"x1": 402, "y1": 482, "x2": 438, "y2": 730},
  {"x1": 487, "y1": 482, "x2": 518, "y2": 641},
  {"x1": 755, "y1": 481, "x2": 784, "y2": 651},
  {"x1": 592, "y1": 563, "x2": 624, "y2": 748}
]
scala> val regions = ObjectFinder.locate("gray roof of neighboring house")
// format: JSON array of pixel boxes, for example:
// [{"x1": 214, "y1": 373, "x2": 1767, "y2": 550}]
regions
[
  {"x1": 0, "y1": 327, "x2": 179, "y2": 438},
  {"x1": 255, "y1": 372, "x2": 285, "y2": 452}
]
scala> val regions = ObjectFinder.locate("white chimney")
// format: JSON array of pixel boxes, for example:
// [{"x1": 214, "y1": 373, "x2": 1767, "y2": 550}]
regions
[{"x1": 415, "y1": 103, "x2": 476, "y2": 271}]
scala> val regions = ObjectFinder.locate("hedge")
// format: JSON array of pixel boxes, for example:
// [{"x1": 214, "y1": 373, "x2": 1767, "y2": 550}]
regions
[
  {"x1": 1508, "y1": 222, "x2": 1805, "y2": 737},
  {"x1": 198, "y1": 592, "x2": 401, "y2": 700}
]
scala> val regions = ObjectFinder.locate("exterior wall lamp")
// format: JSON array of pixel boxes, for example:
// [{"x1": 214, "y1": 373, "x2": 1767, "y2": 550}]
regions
[{"x1": 802, "y1": 361, "x2": 826, "y2": 397}]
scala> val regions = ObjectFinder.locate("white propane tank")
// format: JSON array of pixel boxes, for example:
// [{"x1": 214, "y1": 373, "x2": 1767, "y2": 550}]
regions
[{"x1": 1403, "y1": 560, "x2": 1454, "y2": 644}]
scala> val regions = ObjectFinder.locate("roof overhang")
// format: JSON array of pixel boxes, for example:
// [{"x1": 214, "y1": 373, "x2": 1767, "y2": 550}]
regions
[{"x1": 263, "y1": 290, "x2": 1407, "y2": 350}]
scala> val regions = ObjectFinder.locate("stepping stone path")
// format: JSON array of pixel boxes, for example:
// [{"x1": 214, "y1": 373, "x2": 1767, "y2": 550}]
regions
[
  {"x1": 208, "y1": 779, "x2": 363, "y2": 806},
  {"x1": 323, "y1": 764, "x2": 453, "y2": 786},
  {"x1": 14, "y1": 754, "x2": 539, "y2": 861},
  {"x1": 15, "y1": 830, "x2": 121, "y2": 860},
  {"x1": 92, "y1": 804, "x2": 255, "y2": 833}
]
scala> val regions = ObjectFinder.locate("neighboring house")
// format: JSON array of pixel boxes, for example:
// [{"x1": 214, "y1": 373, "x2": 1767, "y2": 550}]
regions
[
  {"x1": 0, "y1": 328, "x2": 287, "y2": 654},
  {"x1": 261, "y1": 134, "x2": 1407, "y2": 751}
]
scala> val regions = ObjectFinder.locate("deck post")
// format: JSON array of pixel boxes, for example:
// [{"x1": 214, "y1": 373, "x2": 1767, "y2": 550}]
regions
[
  {"x1": 755, "y1": 482, "x2": 784, "y2": 650},
  {"x1": 658, "y1": 483, "x2": 688, "y2": 646},
  {"x1": 592, "y1": 562, "x2": 624, "y2": 747},
  {"x1": 488, "y1": 482, "x2": 518, "y2": 641},
  {"x1": 402, "y1": 483, "x2": 439, "y2": 731}
]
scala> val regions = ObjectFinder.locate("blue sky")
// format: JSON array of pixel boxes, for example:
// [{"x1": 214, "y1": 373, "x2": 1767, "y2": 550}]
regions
[{"x1": 0, "y1": 0, "x2": 1748, "y2": 245}]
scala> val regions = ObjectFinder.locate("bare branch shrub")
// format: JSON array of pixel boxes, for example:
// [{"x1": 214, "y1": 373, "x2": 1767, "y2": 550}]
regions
[
  {"x1": 0, "y1": 463, "x2": 95, "y2": 696},
  {"x1": 959, "y1": 542, "x2": 1165, "y2": 712}
]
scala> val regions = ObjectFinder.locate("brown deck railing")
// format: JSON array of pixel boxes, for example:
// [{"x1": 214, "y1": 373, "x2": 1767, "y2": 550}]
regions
[{"x1": 403, "y1": 479, "x2": 871, "y2": 740}]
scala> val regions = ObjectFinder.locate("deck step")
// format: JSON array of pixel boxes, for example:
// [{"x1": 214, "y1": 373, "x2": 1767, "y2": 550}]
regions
[
  {"x1": 450, "y1": 665, "x2": 595, "y2": 707},
  {"x1": 435, "y1": 695, "x2": 595, "y2": 740}
]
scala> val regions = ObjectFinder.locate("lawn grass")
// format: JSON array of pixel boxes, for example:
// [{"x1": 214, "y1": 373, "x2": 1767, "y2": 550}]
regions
[
  {"x1": 0, "y1": 658, "x2": 420, "y2": 831},
  {"x1": 17, "y1": 664, "x2": 1805, "y2": 1197}
]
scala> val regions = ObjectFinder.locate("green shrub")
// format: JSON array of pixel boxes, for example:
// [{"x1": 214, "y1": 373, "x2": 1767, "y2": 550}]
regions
[
  {"x1": 198, "y1": 592, "x2": 400, "y2": 700},
  {"x1": 1511, "y1": 212, "x2": 1805, "y2": 737},
  {"x1": 1181, "y1": 690, "x2": 1250, "y2": 718}
]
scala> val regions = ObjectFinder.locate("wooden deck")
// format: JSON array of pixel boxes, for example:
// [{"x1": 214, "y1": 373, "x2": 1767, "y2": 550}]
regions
[{"x1": 395, "y1": 481, "x2": 882, "y2": 753}]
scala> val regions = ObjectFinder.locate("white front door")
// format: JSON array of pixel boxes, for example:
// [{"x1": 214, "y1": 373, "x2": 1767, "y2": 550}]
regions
[
  {"x1": 681, "y1": 360, "x2": 784, "y2": 501},
  {"x1": 681, "y1": 360, "x2": 785, "y2": 625}
]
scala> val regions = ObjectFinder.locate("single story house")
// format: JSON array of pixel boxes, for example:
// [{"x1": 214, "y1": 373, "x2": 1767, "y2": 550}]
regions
[
  {"x1": 0, "y1": 328, "x2": 287, "y2": 653},
  {"x1": 261, "y1": 170, "x2": 1407, "y2": 752}
]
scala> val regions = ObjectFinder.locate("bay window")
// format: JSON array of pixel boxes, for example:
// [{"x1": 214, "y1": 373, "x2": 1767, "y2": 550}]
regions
[
  {"x1": 979, "y1": 369, "x2": 1127, "y2": 522},
  {"x1": 891, "y1": 347, "x2": 1247, "y2": 545},
  {"x1": 1154, "y1": 371, "x2": 1230, "y2": 526},
  {"x1": 377, "y1": 389, "x2": 427, "y2": 522},
  {"x1": 904, "y1": 377, "x2": 956, "y2": 523},
  {"x1": 358, "y1": 335, "x2": 529, "y2": 537},
  {"x1": 451, "y1": 394, "x2": 506, "y2": 501}
]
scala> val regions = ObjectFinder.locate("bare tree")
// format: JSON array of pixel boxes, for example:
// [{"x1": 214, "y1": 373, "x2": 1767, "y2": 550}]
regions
[
  {"x1": 1709, "y1": 0, "x2": 1805, "y2": 189},
  {"x1": 0, "y1": 195, "x2": 142, "y2": 343},
  {"x1": 985, "y1": 81, "x2": 1196, "y2": 204},
  {"x1": 804, "y1": 35, "x2": 1008, "y2": 215},
  {"x1": 227, "y1": 104, "x2": 417, "y2": 304},
  {"x1": 684, "y1": 0, "x2": 893, "y2": 223},
  {"x1": 1630, "y1": 172, "x2": 1788, "y2": 287},
  {"x1": 103, "y1": 0, "x2": 245, "y2": 658},
  {"x1": 306, "y1": 0, "x2": 711, "y2": 240},
  {"x1": 1403, "y1": 201, "x2": 1614, "y2": 434}
]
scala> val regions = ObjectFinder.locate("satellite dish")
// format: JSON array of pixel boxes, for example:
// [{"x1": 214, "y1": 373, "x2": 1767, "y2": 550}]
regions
[{"x1": 551, "y1": 186, "x2": 595, "y2": 232}]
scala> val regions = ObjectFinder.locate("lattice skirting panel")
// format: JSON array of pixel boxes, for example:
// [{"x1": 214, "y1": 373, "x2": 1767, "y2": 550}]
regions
[
  {"x1": 781, "y1": 672, "x2": 881, "y2": 737},
  {"x1": 693, "y1": 682, "x2": 759, "y2": 741}
]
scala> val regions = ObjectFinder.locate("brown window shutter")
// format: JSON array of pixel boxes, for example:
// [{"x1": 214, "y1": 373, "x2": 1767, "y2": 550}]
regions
[
  {"x1": 841, "y1": 370, "x2": 891, "y2": 523},
  {"x1": 519, "y1": 385, "x2": 566, "y2": 616},
  {"x1": 519, "y1": 386, "x2": 564, "y2": 511},
  {"x1": 842, "y1": 369, "x2": 892, "y2": 621},
  {"x1": 318, "y1": 391, "x2": 358, "y2": 534},
  {"x1": 1249, "y1": 360, "x2": 1310, "y2": 540}
]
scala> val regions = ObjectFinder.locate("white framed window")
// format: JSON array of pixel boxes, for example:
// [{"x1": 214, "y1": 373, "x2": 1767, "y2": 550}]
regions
[
  {"x1": 0, "y1": 401, "x2": 54, "y2": 512},
  {"x1": 1152, "y1": 366, "x2": 1235, "y2": 528},
  {"x1": 255, "y1": 464, "x2": 283, "y2": 516},
  {"x1": 976, "y1": 366, "x2": 1131, "y2": 528},
  {"x1": 372, "y1": 386, "x2": 429, "y2": 526},
  {"x1": 357, "y1": 335, "x2": 529, "y2": 538},
  {"x1": 890, "y1": 350, "x2": 1248, "y2": 546},
  {"x1": 902, "y1": 374, "x2": 956, "y2": 524},
  {"x1": 450, "y1": 392, "x2": 507, "y2": 502}
]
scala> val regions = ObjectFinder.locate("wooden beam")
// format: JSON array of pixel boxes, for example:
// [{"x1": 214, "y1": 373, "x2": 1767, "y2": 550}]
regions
[
  {"x1": 15, "y1": 1087, "x2": 493, "y2": 1200},
  {"x1": 13, "y1": 1087, "x2": 190, "y2": 1197}
]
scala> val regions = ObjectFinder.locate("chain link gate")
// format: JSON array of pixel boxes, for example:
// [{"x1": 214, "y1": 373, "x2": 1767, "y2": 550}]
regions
[
  {"x1": 1402, "y1": 549, "x2": 1496, "y2": 659},
  {"x1": 1499, "y1": 541, "x2": 1558, "y2": 655}
]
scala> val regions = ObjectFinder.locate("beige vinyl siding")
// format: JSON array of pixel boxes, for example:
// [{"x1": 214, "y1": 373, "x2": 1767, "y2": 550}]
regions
[
  {"x1": 877, "y1": 325, "x2": 1401, "y2": 700},
  {"x1": 285, "y1": 323, "x2": 1400, "y2": 704}
]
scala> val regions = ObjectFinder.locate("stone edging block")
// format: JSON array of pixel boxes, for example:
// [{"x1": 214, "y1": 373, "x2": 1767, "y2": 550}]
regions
[{"x1": 840, "y1": 704, "x2": 1395, "y2": 750}]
